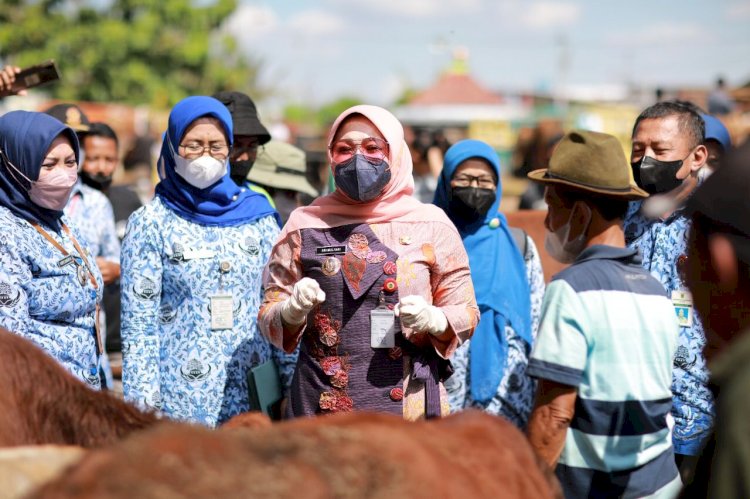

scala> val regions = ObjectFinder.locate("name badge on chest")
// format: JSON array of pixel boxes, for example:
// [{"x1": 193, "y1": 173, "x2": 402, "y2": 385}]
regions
[
  {"x1": 672, "y1": 290, "x2": 693, "y2": 328},
  {"x1": 210, "y1": 294, "x2": 234, "y2": 330},
  {"x1": 316, "y1": 245, "x2": 346, "y2": 256},
  {"x1": 183, "y1": 248, "x2": 216, "y2": 261},
  {"x1": 371, "y1": 307, "x2": 396, "y2": 349}
]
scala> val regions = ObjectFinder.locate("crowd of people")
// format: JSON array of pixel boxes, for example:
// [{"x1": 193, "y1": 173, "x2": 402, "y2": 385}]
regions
[{"x1": 0, "y1": 64, "x2": 748, "y2": 497}]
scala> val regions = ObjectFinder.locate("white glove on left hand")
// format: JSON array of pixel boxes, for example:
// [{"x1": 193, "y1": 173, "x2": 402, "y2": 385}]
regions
[{"x1": 394, "y1": 295, "x2": 448, "y2": 336}]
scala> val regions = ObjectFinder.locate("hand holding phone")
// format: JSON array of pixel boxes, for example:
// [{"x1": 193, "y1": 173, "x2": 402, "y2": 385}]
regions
[
  {"x1": 0, "y1": 60, "x2": 61, "y2": 98},
  {"x1": 0, "y1": 66, "x2": 25, "y2": 97}
]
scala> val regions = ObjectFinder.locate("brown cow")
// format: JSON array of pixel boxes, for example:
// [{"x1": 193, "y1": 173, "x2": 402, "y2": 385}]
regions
[
  {"x1": 0, "y1": 327, "x2": 158, "y2": 448},
  {"x1": 29, "y1": 410, "x2": 561, "y2": 499}
]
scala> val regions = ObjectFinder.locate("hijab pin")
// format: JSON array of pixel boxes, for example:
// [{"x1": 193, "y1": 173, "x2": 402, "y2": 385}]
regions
[{"x1": 488, "y1": 218, "x2": 501, "y2": 229}]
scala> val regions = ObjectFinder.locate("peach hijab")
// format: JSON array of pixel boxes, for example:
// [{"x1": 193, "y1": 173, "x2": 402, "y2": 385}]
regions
[{"x1": 281, "y1": 105, "x2": 449, "y2": 232}]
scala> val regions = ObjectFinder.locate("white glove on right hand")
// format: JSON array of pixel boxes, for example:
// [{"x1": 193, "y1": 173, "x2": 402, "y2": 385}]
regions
[
  {"x1": 280, "y1": 277, "x2": 326, "y2": 326},
  {"x1": 394, "y1": 295, "x2": 448, "y2": 337}
]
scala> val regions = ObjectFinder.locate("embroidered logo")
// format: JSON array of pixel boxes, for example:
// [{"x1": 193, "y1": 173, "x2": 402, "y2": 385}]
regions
[
  {"x1": 133, "y1": 277, "x2": 158, "y2": 300},
  {"x1": 170, "y1": 243, "x2": 185, "y2": 263},
  {"x1": 158, "y1": 304, "x2": 177, "y2": 324},
  {"x1": 180, "y1": 358, "x2": 212, "y2": 382},
  {"x1": 239, "y1": 236, "x2": 260, "y2": 256},
  {"x1": 0, "y1": 282, "x2": 21, "y2": 307}
]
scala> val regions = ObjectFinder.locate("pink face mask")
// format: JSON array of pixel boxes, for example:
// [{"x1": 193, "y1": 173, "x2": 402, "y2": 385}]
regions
[{"x1": 29, "y1": 167, "x2": 78, "y2": 210}]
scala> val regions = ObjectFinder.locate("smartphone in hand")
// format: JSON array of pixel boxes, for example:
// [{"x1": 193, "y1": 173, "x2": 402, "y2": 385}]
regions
[{"x1": 1, "y1": 60, "x2": 61, "y2": 96}]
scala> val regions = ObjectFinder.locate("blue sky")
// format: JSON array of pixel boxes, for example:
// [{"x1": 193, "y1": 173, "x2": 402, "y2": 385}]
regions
[{"x1": 224, "y1": 0, "x2": 750, "y2": 110}]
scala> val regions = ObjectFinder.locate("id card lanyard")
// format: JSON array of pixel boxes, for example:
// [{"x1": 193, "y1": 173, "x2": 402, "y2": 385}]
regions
[
  {"x1": 371, "y1": 290, "x2": 396, "y2": 348},
  {"x1": 29, "y1": 221, "x2": 104, "y2": 356},
  {"x1": 210, "y1": 259, "x2": 234, "y2": 330}
]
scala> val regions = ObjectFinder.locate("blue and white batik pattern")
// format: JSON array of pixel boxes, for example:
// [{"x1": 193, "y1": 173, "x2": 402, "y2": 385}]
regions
[
  {"x1": 446, "y1": 235, "x2": 545, "y2": 428},
  {"x1": 65, "y1": 182, "x2": 120, "y2": 261},
  {"x1": 0, "y1": 206, "x2": 103, "y2": 388},
  {"x1": 625, "y1": 201, "x2": 713, "y2": 456},
  {"x1": 121, "y1": 197, "x2": 297, "y2": 427}
]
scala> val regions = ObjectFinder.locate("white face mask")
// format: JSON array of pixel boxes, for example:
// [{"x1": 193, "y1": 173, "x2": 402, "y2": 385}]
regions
[
  {"x1": 544, "y1": 201, "x2": 592, "y2": 264},
  {"x1": 172, "y1": 149, "x2": 227, "y2": 190}
]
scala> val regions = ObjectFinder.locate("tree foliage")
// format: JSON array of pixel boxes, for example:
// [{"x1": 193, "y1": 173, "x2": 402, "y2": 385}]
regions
[{"x1": 0, "y1": 0, "x2": 262, "y2": 108}]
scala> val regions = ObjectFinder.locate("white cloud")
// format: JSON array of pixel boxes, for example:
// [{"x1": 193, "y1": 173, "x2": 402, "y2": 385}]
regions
[
  {"x1": 287, "y1": 10, "x2": 345, "y2": 36},
  {"x1": 224, "y1": 5, "x2": 279, "y2": 42},
  {"x1": 329, "y1": 0, "x2": 482, "y2": 18},
  {"x1": 607, "y1": 22, "x2": 710, "y2": 47},
  {"x1": 725, "y1": 2, "x2": 750, "y2": 19},
  {"x1": 519, "y1": 1, "x2": 582, "y2": 29}
]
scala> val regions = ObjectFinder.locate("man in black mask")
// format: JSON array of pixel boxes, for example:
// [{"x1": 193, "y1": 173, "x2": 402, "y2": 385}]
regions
[
  {"x1": 213, "y1": 90, "x2": 274, "y2": 205},
  {"x1": 624, "y1": 100, "x2": 710, "y2": 481}
]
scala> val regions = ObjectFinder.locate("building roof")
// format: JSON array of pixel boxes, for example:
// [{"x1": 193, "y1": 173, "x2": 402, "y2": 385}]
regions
[{"x1": 408, "y1": 72, "x2": 503, "y2": 106}]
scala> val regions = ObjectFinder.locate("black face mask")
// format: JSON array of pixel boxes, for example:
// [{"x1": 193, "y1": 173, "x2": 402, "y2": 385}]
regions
[
  {"x1": 80, "y1": 171, "x2": 113, "y2": 191},
  {"x1": 631, "y1": 156, "x2": 683, "y2": 195},
  {"x1": 229, "y1": 160, "x2": 254, "y2": 185},
  {"x1": 333, "y1": 154, "x2": 391, "y2": 202},
  {"x1": 449, "y1": 187, "x2": 496, "y2": 222}
]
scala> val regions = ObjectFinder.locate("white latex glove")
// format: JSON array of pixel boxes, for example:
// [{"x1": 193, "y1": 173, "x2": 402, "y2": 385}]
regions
[
  {"x1": 394, "y1": 295, "x2": 448, "y2": 337},
  {"x1": 280, "y1": 278, "x2": 326, "y2": 326}
]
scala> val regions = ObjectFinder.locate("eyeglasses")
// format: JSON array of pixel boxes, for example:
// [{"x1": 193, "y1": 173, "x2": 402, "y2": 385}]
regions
[
  {"x1": 179, "y1": 142, "x2": 230, "y2": 160},
  {"x1": 451, "y1": 174, "x2": 496, "y2": 189},
  {"x1": 329, "y1": 137, "x2": 389, "y2": 164}
]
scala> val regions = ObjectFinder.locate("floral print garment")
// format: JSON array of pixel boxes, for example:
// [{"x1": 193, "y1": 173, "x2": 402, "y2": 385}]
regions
[
  {"x1": 445, "y1": 235, "x2": 545, "y2": 428},
  {"x1": 121, "y1": 197, "x2": 297, "y2": 427},
  {"x1": 0, "y1": 206, "x2": 102, "y2": 388},
  {"x1": 259, "y1": 219, "x2": 480, "y2": 420},
  {"x1": 64, "y1": 182, "x2": 120, "y2": 262},
  {"x1": 624, "y1": 201, "x2": 713, "y2": 456}
]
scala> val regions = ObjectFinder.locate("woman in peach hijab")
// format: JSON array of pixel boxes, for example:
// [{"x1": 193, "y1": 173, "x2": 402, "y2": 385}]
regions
[{"x1": 259, "y1": 105, "x2": 478, "y2": 420}]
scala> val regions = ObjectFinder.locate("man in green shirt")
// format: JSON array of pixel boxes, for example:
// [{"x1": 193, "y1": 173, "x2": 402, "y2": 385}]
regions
[{"x1": 681, "y1": 142, "x2": 750, "y2": 498}]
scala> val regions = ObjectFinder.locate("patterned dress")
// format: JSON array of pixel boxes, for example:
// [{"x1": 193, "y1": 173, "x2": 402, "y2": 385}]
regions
[
  {"x1": 64, "y1": 182, "x2": 120, "y2": 262},
  {"x1": 625, "y1": 201, "x2": 714, "y2": 456},
  {"x1": 121, "y1": 197, "x2": 297, "y2": 427},
  {"x1": 445, "y1": 235, "x2": 545, "y2": 428},
  {"x1": 0, "y1": 206, "x2": 102, "y2": 388},
  {"x1": 65, "y1": 181, "x2": 121, "y2": 387},
  {"x1": 260, "y1": 220, "x2": 479, "y2": 420}
]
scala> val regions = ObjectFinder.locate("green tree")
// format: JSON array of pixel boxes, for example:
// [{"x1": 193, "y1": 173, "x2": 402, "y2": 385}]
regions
[{"x1": 0, "y1": 0, "x2": 262, "y2": 108}]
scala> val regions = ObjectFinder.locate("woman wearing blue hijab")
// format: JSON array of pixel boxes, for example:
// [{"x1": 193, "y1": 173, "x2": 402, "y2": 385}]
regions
[
  {"x1": 0, "y1": 111, "x2": 103, "y2": 388},
  {"x1": 121, "y1": 96, "x2": 296, "y2": 427},
  {"x1": 434, "y1": 139, "x2": 545, "y2": 427}
]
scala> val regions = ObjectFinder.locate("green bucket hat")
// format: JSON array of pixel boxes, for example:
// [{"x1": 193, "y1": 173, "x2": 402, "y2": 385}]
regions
[
  {"x1": 527, "y1": 130, "x2": 648, "y2": 199},
  {"x1": 249, "y1": 140, "x2": 319, "y2": 198}
]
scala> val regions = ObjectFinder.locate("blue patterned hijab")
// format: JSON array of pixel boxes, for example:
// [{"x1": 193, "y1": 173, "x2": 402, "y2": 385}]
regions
[
  {"x1": 0, "y1": 111, "x2": 79, "y2": 232},
  {"x1": 433, "y1": 139, "x2": 531, "y2": 404},
  {"x1": 155, "y1": 96, "x2": 279, "y2": 227}
]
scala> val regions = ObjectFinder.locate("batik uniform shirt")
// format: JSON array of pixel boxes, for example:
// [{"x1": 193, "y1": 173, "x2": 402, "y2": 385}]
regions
[
  {"x1": 446, "y1": 235, "x2": 545, "y2": 427},
  {"x1": 259, "y1": 220, "x2": 480, "y2": 421},
  {"x1": 121, "y1": 197, "x2": 297, "y2": 427},
  {"x1": 624, "y1": 202, "x2": 714, "y2": 456},
  {"x1": 64, "y1": 182, "x2": 120, "y2": 261},
  {"x1": 0, "y1": 206, "x2": 102, "y2": 388}
]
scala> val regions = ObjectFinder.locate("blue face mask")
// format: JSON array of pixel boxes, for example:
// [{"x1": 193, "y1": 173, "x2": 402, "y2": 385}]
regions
[{"x1": 334, "y1": 154, "x2": 391, "y2": 202}]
